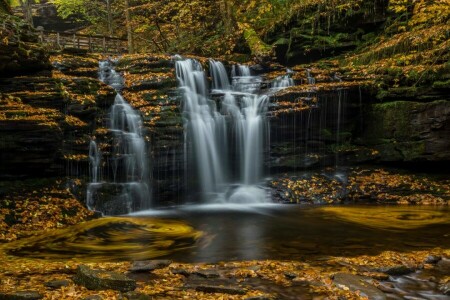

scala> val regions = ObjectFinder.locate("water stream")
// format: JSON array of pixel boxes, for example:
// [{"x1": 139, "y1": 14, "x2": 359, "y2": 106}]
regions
[
  {"x1": 176, "y1": 58, "x2": 270, "y2": 203},
  {"x1": 86, "y1": 60, "x2": 151, "y2": 215}
]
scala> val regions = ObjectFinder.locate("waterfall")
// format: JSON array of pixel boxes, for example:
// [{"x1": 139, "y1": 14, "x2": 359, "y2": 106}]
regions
[
  {"x1": 176, "y1": 58, "x2": 269, "y2": 203},
  {"x1": 306, "y1": 69, "x2": 316, "y2": 84},
  {"x1": 89, "y1": 140, "x2": 101, "y2": 183},
  {"x1": 272, "y1": 75, "x2": 294, "y2": 89},
  {"x1": 87, "y1": 60, "x2": 151, "y2": 215}
]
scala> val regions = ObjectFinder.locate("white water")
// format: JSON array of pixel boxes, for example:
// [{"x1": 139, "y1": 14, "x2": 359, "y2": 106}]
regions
[
  {"x1": 89, "y1": 140, "x2": 101, "y2": 183},
  {"x1": 87, "y1": 60, "x2": 151, "y2": 214},
  {"x1": 272, "y1": 74, "x2": 294, "y2": 89},
  {"x1": 176, "y1": 58, "x2": 269, "y2": 203}
]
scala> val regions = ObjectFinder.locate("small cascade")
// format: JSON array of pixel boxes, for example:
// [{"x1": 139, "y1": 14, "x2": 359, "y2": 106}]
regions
[
  {"x1": 99, "y1": 60, "x2": 124, "y2": 90},
  {"x1": 89, "y1": 140, "x2": 101, "y2": 183},
  {"x1": 306, "y1": 69, "x2": 316, "y2": 84},
  {"x1": 209, "y1": 59, "x2": 230, "y2": 90},
  {"x1": 232, "y1": 64, "x2": 251, "y2": 77},
  {"x1": 176, "y1": 58, "x2": 269, "y2": 203},
  {"x1": 272, "y1": 75, "x2": 294, "y2": 89},
  {"x1": 87, "y1": 60, "x2": 151, "y2": 215},
  {"x1": 231, "y1": 63, "x2": 262, "y2": 94}
]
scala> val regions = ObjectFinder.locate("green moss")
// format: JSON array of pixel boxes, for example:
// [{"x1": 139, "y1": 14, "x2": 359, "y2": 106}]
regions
[
  {"x1": 242, "y1": 26, "x2": 272, "y2": 57},
  {"x1": 432, "y1": 80, "x2": 450, "y2": 89}
]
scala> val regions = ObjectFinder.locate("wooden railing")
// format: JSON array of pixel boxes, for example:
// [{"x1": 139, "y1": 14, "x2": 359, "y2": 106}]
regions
[{"x1": 38, "y1": 30, "x2": 128, "y2": 54}]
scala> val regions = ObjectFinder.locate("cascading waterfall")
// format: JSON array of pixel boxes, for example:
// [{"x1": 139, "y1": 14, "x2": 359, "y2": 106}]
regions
[
  {"x1": 89, "y1": 140, "x2": 101, "y2": 183},
  {"x1": 272, "y1": 75, "x2": 294, "y2": 89},
  {"x1": 176, "y1": 58, "x2": 269, "y2": 203},
  {"x1": 87, "y1": 60, "x2": 151, "y2": 214}
]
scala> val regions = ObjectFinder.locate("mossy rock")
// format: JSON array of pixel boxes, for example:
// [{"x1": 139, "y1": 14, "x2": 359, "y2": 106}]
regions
[{"x1": 73, "y1": 265, "x2": 136, "y2": 292}]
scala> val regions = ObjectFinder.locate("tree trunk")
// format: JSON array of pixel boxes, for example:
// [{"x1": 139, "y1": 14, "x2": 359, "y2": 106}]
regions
[
  {"x1": 220, "y1": 0, "x2": 234, "y2": 35},
  {"x1": 124, "y1": 0, "x2": 134, "y2": 53},
  {"x1": 18, "y1": 0, "x2": 34, "y2": 27},
  {"x1": 106, "y1": 0, "x2": 113, "y2": 37}
]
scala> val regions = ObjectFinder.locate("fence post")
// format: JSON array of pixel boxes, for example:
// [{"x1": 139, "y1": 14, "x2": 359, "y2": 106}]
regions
[
  {"x1": 73, "y1": 34, "x2": 76, "y2": 48},
  {"x1": 103, "y1": 37, "x2": 107, "y2": 53},
  {"x1": 77, "y1": 37, "x2": 80, "y2": 49},
  {"x1": 88, "y1": 36, "x2": 92, "y2": 52}
]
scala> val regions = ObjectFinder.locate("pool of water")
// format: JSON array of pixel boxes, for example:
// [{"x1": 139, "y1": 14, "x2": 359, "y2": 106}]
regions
[{"x1": 4, "y1": 205, "x2": 449, "y2": 263}]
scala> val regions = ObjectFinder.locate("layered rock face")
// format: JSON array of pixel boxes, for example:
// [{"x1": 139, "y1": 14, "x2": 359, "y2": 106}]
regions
[
  {"x1": 0, "y1": 54, "x2": 115, "y2": 179},
  {"x1": 0, "y1": 12, "x2": 50, "y2": 75},
  {"x1": 115, "y1": 55, "x2": 183, "y2": 205}
]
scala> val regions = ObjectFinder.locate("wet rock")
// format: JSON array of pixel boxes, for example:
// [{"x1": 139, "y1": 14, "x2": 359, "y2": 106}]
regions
[
  {"x1": 44, "y1": 279, "x2": 70, "y2": 289},
  {"x1": 122, "y1": 291, "x2": 152, "y2": 300},
  {"x1": 440, "y1": 282, "x2": 450, "y2": 295},
  {"x1": 376, "y1": 282, "x2": 396, "y2": 293},
  {"x1": 193, "y1": 270, "x2": 220, "y2": 278},
  {"x1": 377, "y1": 265, "x2": 415, "y2": 276},
  {"x1": 436, "y1": 258, "x2": 450, "y2": 274},
  {"x1": 424, "y1": 255, "x2": 442, "y2": 264},
  {"x1": 284, "y1": 272, "x2": 297, "y2": 279},
  {"x1": 73, "y1": 265, "x2": 136, "y2": 292},
  {"x1": 363, "y1": 100, "x2": 450, "y2": 162},
  {"x1": 361, "y1": 272, "x2": 390, "y2": 281},
  {"x1": 333, "y1": 273, "x2": 386, "y2": 300},
  {"x1": 194, "y1": 285, "x2": 246, "y2": 295},
  {"x1": 0, "y1": 291, "x2": 43, "y2": 300},
  {"x1": 129, "y1": 260, "x2": 172, "y2": 273},
  {"x1": 170, "y1": 268, "x2": 190, "y2": 276}
]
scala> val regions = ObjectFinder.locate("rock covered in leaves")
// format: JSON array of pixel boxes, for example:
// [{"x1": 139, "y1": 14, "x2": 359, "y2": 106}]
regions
[
  {"x1": 333, "y1": 273, "x2": 386, "y2": 300},
  {"x1": 0, "y1": 291, "x2": 43, "y2": 300},
  {"x1": 73, "y1": 265, "x2": 136, "y2": 292}
]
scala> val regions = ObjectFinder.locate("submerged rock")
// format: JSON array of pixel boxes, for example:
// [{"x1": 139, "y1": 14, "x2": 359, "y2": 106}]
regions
[
  {"x1": 333, "y1": 273, "x2": 386, "y2": 300},
  {"x1": 73, "y1": 265, "x2": 136, "y2": 292},
  {"x1": 129, "y1": 260, "x2": 172, "y2": 273},
  {"x1": 0, "y1": 291, "x2": 43, "y2": 300}
]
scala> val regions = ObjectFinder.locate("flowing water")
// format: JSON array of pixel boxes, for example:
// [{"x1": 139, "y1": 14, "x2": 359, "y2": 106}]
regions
[
  {"x1": 3, "y1": 205, "x2": 449, "y2": 299},
  {"x1": 176, "y1": 58, "x2": 270, "y2": 203},
  {"x1": 86, "y1": 61, "x2": 151, "y2": 215}
]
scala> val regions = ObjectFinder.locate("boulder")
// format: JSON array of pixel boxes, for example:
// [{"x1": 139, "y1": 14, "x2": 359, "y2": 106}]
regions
[
  {"x1": 0, "y1": 291, "x2": 43, "y2": 300},
  {"x1": 73, "y1": 265, "x2": 136, "y2": 292},
  {"x1": 44, "y1": 280, "x2": 70, "y2": 289},
  {"x1": 129, "y1": 260, "x2": 172, "y2": 273}
]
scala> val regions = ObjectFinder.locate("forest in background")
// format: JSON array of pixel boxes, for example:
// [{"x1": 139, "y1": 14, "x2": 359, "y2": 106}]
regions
[{"x1": 4, "y1": 1, "x2": 449, "y2": 57}]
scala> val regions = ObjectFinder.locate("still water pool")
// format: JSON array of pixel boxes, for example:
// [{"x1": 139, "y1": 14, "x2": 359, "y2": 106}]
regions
[{"x1": 4, "y1": 205, "x2": 449, "y2": 263}]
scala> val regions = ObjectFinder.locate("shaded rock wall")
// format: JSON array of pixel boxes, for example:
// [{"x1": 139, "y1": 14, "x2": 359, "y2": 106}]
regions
[
  {"x1": 0, "y1": 12, "x2": 50, "y2": 75},
  {"x1": 361, "y1": 100, "x2": 450, "y2": 162},
  {"x1": 0, "y1": 60, "x2": 115, "y2": 179}
]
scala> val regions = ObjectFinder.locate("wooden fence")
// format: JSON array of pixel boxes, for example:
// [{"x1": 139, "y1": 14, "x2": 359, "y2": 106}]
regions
[{"x1": 38, "y1": 30, "x2": 128, "y2": 54}]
